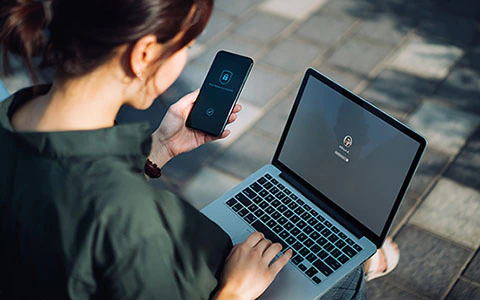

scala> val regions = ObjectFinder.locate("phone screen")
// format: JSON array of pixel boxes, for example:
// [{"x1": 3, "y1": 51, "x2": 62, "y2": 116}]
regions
[{"x1": 186, "y1": 50, "x2": 254, "y2": 136}]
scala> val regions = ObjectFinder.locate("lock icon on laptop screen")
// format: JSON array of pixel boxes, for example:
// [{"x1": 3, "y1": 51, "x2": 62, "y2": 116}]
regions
[{"x1": 219, "y1": 70, "x2": 233, "y2": 85}]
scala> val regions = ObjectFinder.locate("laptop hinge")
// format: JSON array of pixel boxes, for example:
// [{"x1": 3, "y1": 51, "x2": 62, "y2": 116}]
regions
[{"x1": 279, "y1": 171, "x2": 364, "y2": 239}]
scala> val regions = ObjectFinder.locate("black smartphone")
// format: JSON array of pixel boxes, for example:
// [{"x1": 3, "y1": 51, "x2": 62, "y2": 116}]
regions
[{"x1": 186, "y1": 50, "x2": 254, "y2": 137}]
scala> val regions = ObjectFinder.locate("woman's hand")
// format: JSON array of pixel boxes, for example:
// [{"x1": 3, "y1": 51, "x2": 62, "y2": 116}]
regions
[
  {"x1": 148, "y1": 90, "x2": 242, "y2": 168},
  {"x1": 214, "y1": 232, "x2": 293, "y2": 300}
]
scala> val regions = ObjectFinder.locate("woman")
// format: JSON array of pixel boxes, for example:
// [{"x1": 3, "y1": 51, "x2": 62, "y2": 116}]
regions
[{"x1": 0, "y1": 0, "x2": 395, "y2": 299}]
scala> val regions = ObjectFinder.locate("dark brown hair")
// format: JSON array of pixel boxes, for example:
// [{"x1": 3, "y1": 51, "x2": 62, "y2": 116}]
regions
[{"x1": 0, "y1": 0, "x2": 213, "y2": 82}]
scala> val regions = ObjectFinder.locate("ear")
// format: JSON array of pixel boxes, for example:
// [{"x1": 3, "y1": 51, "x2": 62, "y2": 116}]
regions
[{"x1": 129, "y1": 34, "x2": 162, "y2": 78}]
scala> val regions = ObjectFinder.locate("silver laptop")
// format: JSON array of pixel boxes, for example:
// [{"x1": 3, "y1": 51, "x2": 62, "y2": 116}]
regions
[{"x1": 202, "y1": 68, "x2": 427, "y2": 299}]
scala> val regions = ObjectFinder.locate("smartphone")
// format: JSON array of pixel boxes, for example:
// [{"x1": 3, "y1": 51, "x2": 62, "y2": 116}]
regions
[{"x1": 186, "y1": 50, "x2": 254, "y2": 137}]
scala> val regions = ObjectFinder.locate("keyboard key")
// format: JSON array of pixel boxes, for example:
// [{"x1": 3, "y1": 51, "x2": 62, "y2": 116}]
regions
[
  {"x1": 293, "y1": 242, "x2": 303, "y2": 250},
  {"x1": 299, "y1": 247, "x2": 309, "y2": 257},
  {"x1": 328, "y1": 234, "x2": 339, "y2": 243},
  {"x1": 278, "y1": 217, "x2": 287, "y2": 225},
  {"x1": 324, "y1": 243, "x2": 334, "y2": 252},
  {"x1": 272, "y1": 212, "x2": 281, "y2": 220},
  {"x1": 318, "y1": 215, "x2": 325, "y2": 222},
  {"x1": 324, "y1": 220, "x2": 332, "y2": 228},
  {"x1": 294, "y1": 197, "x2": 301, "y2": 202},
  {"x1": 314, "y1": 223, "x2": 325, "y2": 231},
  {"x1": 261, "y1": 215, "x2": 270, "y2": 223},
  {"x1": 235, "y1": 193, "x2": 251, "y2": 206},
  {"x1": 285, "y1": 222, "x2": 294, "y2": 230},
  {"x1": 250, "y1": 182, "x2": 262, "y2": 192},
  {"x1": 338, "y1": 255, "x2": 349, "y2": 264},
  {"x1": 233, "y1": 203, "x2": 243, "y2": 212},
  {"x1": 267, "y1": 220, "x2": 277, "y2": 228},
  {"x1": 331, "y1": 227, "x2": 340, "y2": 234},
  {"x1": 279, "y1": 230, "x2": 289, "y2": 239},
  {"x1": 325, "y1": 256, "x2": 341, "y2": 270},
  {"x1": 294, "y1": 207, "x2": 305, "y2": 215},
  {"x1": 272, "y1": 200, "x2": 281, "y2": 207},
  {"x1": 271, "y1": 178, "x2": 278, "y2": 184},
  {"x1": 298, "y1": 264, "x2": 307, "y2": 271},
  {"x1": 265, "y1": 174, "x2": 272, "y2": 180},
  {"x1": 284, "y1": 210, "x2": 294, "y2": 218},
  {"x1": 306, "y1": 253, "x2": 317, "y2": 263},
  {"x1": 292, "y1": 255, "x2": 303, "y2": 265},
  {"x1": 252, "y1": 196, "x2": 262, "y2": 204},
  {"x1": 226, "y1": 198, "x2": 237, "y2": 206},
  {"x1": 254, "y1": 209, "x2": 264, "y2": 217},
  {"x1": 286, "y1": 236, "x2": 296, "y2": 245},
  {"x1": 343, "y1": 246, "x2": 357, "y2": 258},
  {"x1": 247, "y1": 203, "x2": 258, "y2": 213},
  {"x1": 313, "y1": 260, "x2": 333, "y2": 277},
  {"x1": 301, "y1": 212, "x2": 311, "y2": 221},
  {"x1": 321, "y1": 228, "x2": 331, "y2": 237},
  {"x1": 277, "y1": 204, "x2": 287, "y2": 213},
  {"x1": 346, "y1": 238, "x2": 354, "y2": 245},
  {"x1": 303, "y1": 226, "x2": 313, "y2": 234},
  {"x1": 312, "y1": 276, "x2": 322, "y2": 284},
  {"x1": 259, "y1": 189, "x2": 269, "y2": 197},
  {"x1": 238, "y1": 208, "x2": 248, "y2": 217},
  {"x1": 307, "y1": 218, "x2": 318, "y2": 226},
  {"x1": 252, "y1": 220, "x2": 285, "y2": 249},
  {"x1": 244, "y1": 214, "x2": 256, "y2": 224},
  {"x1": 311, "y1": 210, "x2": 319, "y2": 217},
  {"x1": 278, "y1": 183, "x2": 285, "y2": 190},
  {"x1": 284, "y1": 189, "x2": 292, "y2": 195},
  {"x1": 243, "y1": 188, "x2": 256, "y2": 199},
  {"x1": 297, "y1": 221, "x2": 307, "y2": 229},
  {"x1": 270, "y1": 187, "x2": 279, "y2": 195},
  {"x1": 291, "y1": 215, "x2": 300, "y2": 224},
  {"x1": 311, "y1": 245, "x2": 321, "y2": 253},
  {"x1": 303, "y1": 204, "x2": 312, "y2": 212},
  {"x1": 318, "y1": 250, "x2": 328, "y2": 259},
  {"x1": 304, "y1": 239, "x2": 314, "y2": 247},
  {"x1": 281, "y1": 196, "x2": 291, "y2": 204},
  {"x1": 277, "y1": 193, "x2": 286, "y2": 201},
  {"x1": 258, "y1": 201, "x2": 268, "y2": 209},
  {"x1": 331, "y1": 249, "x2": 341, "y2": 258},
  {"x1": 354, "y1": 244, "x2": 363, "y2": 252},
  {"x1": 273, "y1": 225, "x2": 283, "y2": 233},
  {"x1": 335, "y1": 240, "x2": 346, "y2": 249},
  {"x1": 339, "y1": 232, "x2": 347, "y2": 239},
  {"x1": 288, "y1": 202, "x2": 298, "y2": 210},
  {"x1": 317, "y1": 237, "x2": 327, "y2": 246},
  {"x1": 291, "y1": 228, "x2": 301, "y2": 236},
  {"x1": 306, "y1": 266, "x2": 318, "y2": 277},
  {"x1": 310, "y1": 232, "x2": 320, "y2": 240},
  {"x1": 297, "y1": 233, "x2": 307, "y2": 242},
  {"x1": 258, "y1": 177, "x2": 267, "y2": 185},
  {"x1": 264, "y1": 182, "x2": 273, "y2": 189},
  {"x1": 265, "y1": 207, "x2": 275, "y2": 214}
]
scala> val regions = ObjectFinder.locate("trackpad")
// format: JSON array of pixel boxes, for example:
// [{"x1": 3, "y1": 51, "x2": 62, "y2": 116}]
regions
[{"x1": 231, "y1": 228, "x2": 254, "y2": 245}]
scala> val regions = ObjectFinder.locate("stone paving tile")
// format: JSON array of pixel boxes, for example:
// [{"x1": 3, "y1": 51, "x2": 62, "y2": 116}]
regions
[
  {"x1": 193, "y1": 36, "x2": 261, "y2": 67},
  {"x1": 259, "y1": 0, "x2": 328, "y2": 21},
  {"x1": 409, "y1": 148, "x2": 450, "y2": 195},
  {"x1": 445, "y1": 278, "x2": 480, "y2": 300},
  {"x1": 176, "y1": 63, "x2": 209, "y2": 92},
  {"x1": 181, "y1": 166, "x2": 241, "y2": 210},
  {"x1": 417, "y1": 12, "x2": 478, "y2": 47},
  {"x1": 410, "y1": 178, "x2": 480, "y2": 249},
  {"x1": 388, "y1": 36, "x2": 463, "y2": 80},
  {"x1": 211, "y1": 131, "x2": 277, "y2": 178},
  {"x1": 433, "y1": 67, "x2": 480, "y2": 114},
  {"x1": 464, "y1": 250, "x2": 480, "y2": 283},
  {"x1": 366, "y1": 277, "x2": 424, "y2": 300},
  {"x1": 187, "y1": 43, "x2": 207, "y2": 63},
  {"x1": 295, "y1": 13, "x2": 355, "y2": 46},
  {"x1": 261, "y1": 36, "x2": 326, "y2": 73},
  {"x1": 319, "y1": 0, "x2": 378, "y2": 19},
  {"x1": 361, "y1": 69, "x2": 435, "y2": 115},
  {"x1": 197, "y1": 10, "x2": 234, "y2": 44},
  {"x1": 215, "y1": 100, "x2": 263, "y2": 148},
  {"x1": 253, "y1": 92, "x2": 296, "y2": 139},
  {"x1": 214, "y1": 0, "x2": 262, "y2": 17},
  {"x1": 233, "y1": 12, "x2": 292, "y2": 43},
  {"x1": 390, "y1": 225, "x2": 472, "y2": 299},
  {"x1": 407, "y1": 101, "x2": 480, "y2": 156},
  {"x1": 241, "y1": 64, "x2": 291, "y2": 107},
  {"x1": 315, "y1": 64, "x2": 365, "y2": 91},
  {"x1": 444, "y1": 128, "x2": 480, "y2": 191},
  {"x1": 328, "y1": 36, "x2": 395, "y2": 75},
  {"x1": 352, "y1": 16, "x2": 412, "y2": 45}
]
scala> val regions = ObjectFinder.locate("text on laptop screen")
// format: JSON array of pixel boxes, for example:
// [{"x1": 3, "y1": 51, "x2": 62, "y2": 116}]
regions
[{"x1": 278, "y1": 76, "x2": 420, "y2": 235}]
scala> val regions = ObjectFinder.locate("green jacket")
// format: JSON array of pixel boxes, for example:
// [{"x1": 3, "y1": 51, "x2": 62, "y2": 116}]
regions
[{"x1": 0, "y1": 86, "x2": 232, "y2": 299}]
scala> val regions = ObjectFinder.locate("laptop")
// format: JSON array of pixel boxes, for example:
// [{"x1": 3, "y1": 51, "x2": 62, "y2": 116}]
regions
[{"x1": 202, "y1": 68, "x2": 427, "y2": 299}]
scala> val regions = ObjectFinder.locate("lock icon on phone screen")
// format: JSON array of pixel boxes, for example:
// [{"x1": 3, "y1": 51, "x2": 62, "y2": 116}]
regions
[{"x1": 219, "y1": 70, "x2": 233, "y2": 85}]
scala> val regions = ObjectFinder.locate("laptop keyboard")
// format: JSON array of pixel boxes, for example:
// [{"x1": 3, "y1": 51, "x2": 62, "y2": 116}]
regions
[{"x1": 225, "y1": 173, "x2": 363, "y2": 285}]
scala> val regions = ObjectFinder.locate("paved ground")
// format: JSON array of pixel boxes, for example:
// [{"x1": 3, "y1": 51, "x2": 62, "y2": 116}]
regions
[{"x1": 2, "y1": 0, "x2": 480, "y2": 299}]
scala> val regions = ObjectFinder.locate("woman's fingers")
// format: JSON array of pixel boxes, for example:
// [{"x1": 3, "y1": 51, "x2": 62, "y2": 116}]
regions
[
  {"x1": 262, "y1": 242, "x2": 283, "y2": 263},
  {"x1": 232, "y1": 104, "x2": 242, "y2": 113},
  {"x1": 269, "y1": 249, "x2": 293, "y2": 276},
  {"x1": 242, "y1": 231, "x2": 265, "y2": 248},
  {"x1": 228, "y1": 113, "x2": 237, "y2": 123}
]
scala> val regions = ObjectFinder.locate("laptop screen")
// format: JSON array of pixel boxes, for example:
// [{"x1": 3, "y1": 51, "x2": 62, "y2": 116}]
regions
[{"x1": 277, "y1": 71, "x2": 422, "y2": 236}]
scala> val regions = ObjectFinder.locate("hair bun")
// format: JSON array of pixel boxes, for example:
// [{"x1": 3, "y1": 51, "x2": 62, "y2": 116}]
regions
[{"x1": 0, "y1": 0, "x2": 49, "y2": 78}]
